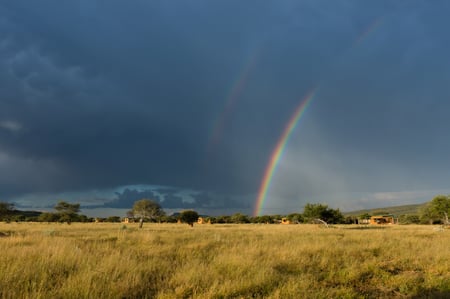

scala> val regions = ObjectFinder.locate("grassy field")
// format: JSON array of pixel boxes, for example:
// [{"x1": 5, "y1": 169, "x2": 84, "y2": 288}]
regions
[{"x1": 0, "y1": 222, "x2": 449, "y2": 299}]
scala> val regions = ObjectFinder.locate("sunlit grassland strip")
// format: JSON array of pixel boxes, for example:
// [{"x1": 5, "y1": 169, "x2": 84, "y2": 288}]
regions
[{"x1": 0, "y1": 223, "x2": 449, "y2": 298}]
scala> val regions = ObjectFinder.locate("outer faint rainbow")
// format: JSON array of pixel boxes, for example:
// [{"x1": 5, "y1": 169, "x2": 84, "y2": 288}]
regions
[
  {"x1": 353, "y1": 16, "x2": 384, "y2": 47},
  {"x1": 253, "y1": 89, "x2": 316, "y2": 216},
  {"x1": 206, "y1": 52, "x2": 260, "y2": 156}
]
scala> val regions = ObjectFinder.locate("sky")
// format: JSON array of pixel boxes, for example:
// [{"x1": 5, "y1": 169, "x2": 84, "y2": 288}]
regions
[{"x1": 1, "y1": 1, "x2": 450, "y2": 217}]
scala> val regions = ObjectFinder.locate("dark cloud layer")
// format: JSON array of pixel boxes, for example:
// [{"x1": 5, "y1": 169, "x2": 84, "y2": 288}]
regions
[
  {"x1": 102, "y1": 188, "x2": 249, "y2": 211},
  {"x1": 1, "y1": 1, "x2": 450, "y2": 214}
]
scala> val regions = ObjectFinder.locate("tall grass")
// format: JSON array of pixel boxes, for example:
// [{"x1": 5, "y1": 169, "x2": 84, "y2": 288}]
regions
[{"x1": 0, "y1": 223, "x2": 449, "y2": 298}]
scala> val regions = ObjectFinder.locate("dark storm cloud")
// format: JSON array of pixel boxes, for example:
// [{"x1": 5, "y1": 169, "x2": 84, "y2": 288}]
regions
[
  {"x1": 190, "y1": 192, "x2": 251, "y2": 210},
  {"x1": 310, "y1": 4, "x2": 450, "y2": 183},
  {"x1": 161, "y1": 194, "x2": 193, "y2": 209},
  {"x1": 1, "y1": 1, "x2": 450, "y2": 214},
  {"x1": 0, "y1": 0, "x2": 310, "y2": 198},
  {"x1": 0, "y1": 1, "x2": 220, "y2": 197}
]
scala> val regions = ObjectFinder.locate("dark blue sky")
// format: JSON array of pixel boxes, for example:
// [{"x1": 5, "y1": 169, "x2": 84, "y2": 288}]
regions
[{"x1": 1, "y1": 1, "x2": 450, "y2": 216}]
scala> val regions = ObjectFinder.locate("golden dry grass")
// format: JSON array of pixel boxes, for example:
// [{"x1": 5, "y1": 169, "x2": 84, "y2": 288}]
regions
[{"x1": 0, "y1": 222, "x2": 449, "y2": 298}]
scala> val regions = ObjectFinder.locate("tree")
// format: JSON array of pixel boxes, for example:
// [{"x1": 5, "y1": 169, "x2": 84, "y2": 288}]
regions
[
  {"x1": 179, "y1": 210, "x2": 199, "y2": 227},
  {"x1": 420, "y1": 195, "x2": 450, "y2": 224},
  {"x1": 251, "y1": 215, "x2": 274, "y2": 224},
  {"x1": 286, "y1": 213, "x2": 304, "y2": 223},
  {"x1": 131, "y1": 199, "x2": 165, "y2": 228},
  {"x1": 0, "y1": 201, "x2": 15, "y2": 221},
  {"x1": 343, "y1": 216, "x2": 358, "y2": 224},
  {"x1": 160, "y1": 214, "x2": 178, "y2": 223},
  {"x1": 398, "y1": 214, "x2": 420, "y2": 224},
  {"x1": 215, "y1": 215, "x2": 232, "y2": 223},
  {"x1": 55, "y1": 201, "x2": 80, "y2": 214},
  {"x1": 54, "y1": 201, "x2": 81, "y2": 224},
  {"x1": 302, "y1": 203, "x2": 344, "y2": 224},
  {"x1": 38, "y1": 212, "x2": 60, "y2": 222},
  {"x1": 231, "y1": 213, "x2": 250, "y2": 224},
  {"x1": 359, "y1": 213, "x2": 371, "y2": 220},
  {"x1": 105, "y1": 216, "x2": 121, "y2": 223}
]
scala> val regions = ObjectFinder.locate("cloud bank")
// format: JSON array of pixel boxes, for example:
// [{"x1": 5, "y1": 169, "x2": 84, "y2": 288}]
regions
[{"x1": 1, "y1": 1, "x2": 450, "y2": 215}]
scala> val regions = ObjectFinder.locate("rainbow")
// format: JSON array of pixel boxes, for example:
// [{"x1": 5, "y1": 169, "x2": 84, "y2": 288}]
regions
[
  {"x1": 353, "y1": 16, "x2": 384, "y2": 48},
  {"x1": 206, "y1": 53, "x2": 259, "y2": 156},
  {"x1": 252, "y1": 16, "x2": 384, "y2": 216},
  {"x1": 253, "y1": 89, "x2": 316, "y2": 216}
]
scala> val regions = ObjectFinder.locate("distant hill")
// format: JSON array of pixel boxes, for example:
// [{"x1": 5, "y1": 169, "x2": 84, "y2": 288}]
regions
[
  {"x1": 344, "y1": 203, "x2": 427, "y2": 217},
  {"x1": 0, "y1": 209, "x2": 43, "y2": 222}
]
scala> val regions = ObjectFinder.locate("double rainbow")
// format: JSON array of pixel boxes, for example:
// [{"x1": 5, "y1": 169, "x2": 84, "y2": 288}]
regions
[{"x1": 252, "y1": 16, "x2": 384, "y2": 216}]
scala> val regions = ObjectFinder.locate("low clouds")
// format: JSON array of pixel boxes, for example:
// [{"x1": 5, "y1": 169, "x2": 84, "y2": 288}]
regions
[
  {"x1": 103, "y1": 187, "x2": 251, "y2": 212},
  {"x1": 1, "y1": 1, "x2": 450, "y2": 215}
]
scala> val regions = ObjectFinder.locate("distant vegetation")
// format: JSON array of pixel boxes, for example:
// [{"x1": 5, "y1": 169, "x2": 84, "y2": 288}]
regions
[
  {"x1": 36, "y1": 201, "x2": 90, "y2": 223},
  {"x1": 1, "y1": 195, "x2": 449, "y2": 226},
  {"x1": 0, "y1": 202, "x2": 42, "y2": 222},
  {"x1": 345, "y1": 195, "x2": 450, "y2": 225},
  {"x1": 344, "y1": 203, "x2": 427, "y2": 218}
]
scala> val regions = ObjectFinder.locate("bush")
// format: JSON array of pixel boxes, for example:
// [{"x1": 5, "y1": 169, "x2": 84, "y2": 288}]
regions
[
  {"x1": 398, "y1": 214, "x2": 420, "y2": 224},
  {"x1": 105, "y1": 216, "x2": 121, "y2": 223},
  {"x1": 179, "y1": 210, "x2": 199, "y2": 227}
]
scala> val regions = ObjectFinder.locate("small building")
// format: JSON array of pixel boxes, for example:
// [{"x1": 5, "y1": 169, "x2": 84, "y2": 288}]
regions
[
  {"x1": 281, "y1": 218, "x2": 291, "y2": 225},
  {"x1": 122, "y1": 217, "x2": 135, "y2": 223},
  {"x1": 358, "y1": 218, "x2": 370, "y2": 224},
  {"x1": 370, "y1": 215, "x2": 396, "y2": 225},
  {"x1": 197, "y1": 217, "x2": 211, "y2": 224}
]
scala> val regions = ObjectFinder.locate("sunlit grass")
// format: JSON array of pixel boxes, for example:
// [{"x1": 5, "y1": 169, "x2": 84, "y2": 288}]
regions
[{"x1": 0, "y1": 223, "x2": 449, "y2": 298}]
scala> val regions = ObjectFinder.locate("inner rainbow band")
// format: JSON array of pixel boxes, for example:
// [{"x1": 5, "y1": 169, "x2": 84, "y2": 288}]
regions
[{"x1": 253, "y1": 89, "x2": 316, "y2": 216}]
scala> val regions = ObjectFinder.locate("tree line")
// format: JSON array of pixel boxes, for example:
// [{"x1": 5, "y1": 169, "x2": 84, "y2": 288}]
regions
[
  {"x1": 1, "y1": 195, "x2": 449, "y2": 225},
  {"x1": 0, "y1": 201, "x2": 89, "y2": 223}
]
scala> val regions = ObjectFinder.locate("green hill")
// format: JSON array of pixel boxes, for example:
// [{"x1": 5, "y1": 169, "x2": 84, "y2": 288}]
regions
[
  {"x1": 344, "y1": 203, "x2": 427, "y2": 217},
  {"x1": 1, "y1": 209, "x2": 43, "y2": 221}
]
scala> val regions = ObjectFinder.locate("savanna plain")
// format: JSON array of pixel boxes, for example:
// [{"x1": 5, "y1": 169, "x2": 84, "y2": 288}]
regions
[{"x1": 0, "y1": 222, "x2": 449, "y2": 299}]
